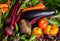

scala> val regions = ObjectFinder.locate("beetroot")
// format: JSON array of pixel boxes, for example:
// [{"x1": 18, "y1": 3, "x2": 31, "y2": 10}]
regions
[
  {"x1": 4, "y1": 17, "x2": 12, "y2": 26},
  {"x1": 4, "y1": 26, "x2": 13, "y2": 36},
  {"x1": 11, "y1": 1, "x2": 20, "y2": 29},
  {"x1": 16, "y1": 13, "x2": 21, "y2": 23},
  {"x1": 11, "y1": 14, "x2": 17, "y2": 29},
  {"x1": 29, "y1": 17, "x2": 40, "y2": 25}
]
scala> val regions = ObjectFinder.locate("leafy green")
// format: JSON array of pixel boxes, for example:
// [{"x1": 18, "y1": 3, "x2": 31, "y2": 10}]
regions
[
  {"x1": 20, "y1": 35, "x2": 26, "y2": 40},
  {"x1": 0, "y1": 13, "x2": 5, "y2": 40},
  {"x1": 31, "y1": 0, "x2": 38, "y2": 6},
  {"x1": 29, "y1": 35, "x2": 36, "y2": 41},
  {"x1": 0, "y1": 0, "x2": 7, "y2": 3},
  {"x1": 45, "y1": 0, "x2": 60, "y2": 11},
  {"x1": 20, "y1": 35, "x2": 36, "y2": 41},
  {"x1": 20, "y1": 0, "x2": 39, "y2": 9},
  {"x1": 47, "y1": 18, "x2": 60, "y2": 26},
  {"x1": 15, "y1": 23, "x2": 18, "y2": 33},
  {"x1": 0, "y1": 15, "x2": 3, "y2": 28}
]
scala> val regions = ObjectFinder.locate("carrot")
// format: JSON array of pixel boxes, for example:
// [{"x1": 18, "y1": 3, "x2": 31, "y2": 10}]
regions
[
  {"x1": 0, "y1": 7, "x2": 8, "y2": 13},
  {"x1": 22, "y1": 4, "x2": 45, "y2": 12},
  {"x1": 0, "y1": 4, "x2": 9, "y2": 8},
  {"x1": 3, "y1": 7, "x2": 9, "y2": 13}
]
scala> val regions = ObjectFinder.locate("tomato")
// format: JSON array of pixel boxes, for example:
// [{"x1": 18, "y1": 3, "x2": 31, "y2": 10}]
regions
[
  {"x1": 44, "y1": 25, "x2": 51, "y2": 35},
  {"x1": 50, "y1": 25, "x2": 59, "y2": 36},
  {"x1": 32, "y1": 27, "x2": 43, "y2": 38},
  {"x1": 38, "y1": 19, "x2": 48, "y2": 29},
  {"x1": 44, "y1": 25, "x2": 59, "y2": 36}
]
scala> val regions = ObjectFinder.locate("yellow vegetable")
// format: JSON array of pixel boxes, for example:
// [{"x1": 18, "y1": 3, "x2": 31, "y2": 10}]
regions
[{"x1": 32, "y1": 27, "x2": 43, "y2": 38}]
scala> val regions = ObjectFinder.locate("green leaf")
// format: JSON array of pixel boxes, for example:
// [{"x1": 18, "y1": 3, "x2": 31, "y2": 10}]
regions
[
  {"x1": 0, "y1": 15, "x2": 3, "y2": 28},
  {"x1": 32, "y1": 0, "x2": 38, "y2": 6},
  {"x1": 29, "y1": 35, "x2": 36, "y2": 41},
  {"x1": 15, "y1": 23, "x2": 18, "y2": 33},
  {"x1": 20, "y1": 35, "x2": 26, "y2": 40},
  {"x1": 28, "y1": 2, "x2": 32, "y2": 5},
  {"x1": 48, "y1": 18, "x2": 60, "y2": 26},
  {"x1": 0, "y1": 0, "x2": 7, "y2": 3},
  {"x1": 55, "y1": 0, "x2": 60, "y2": 3},
  {"x1": 45, "y1": 0, "x2": 60, "y2": 11},
  {"x1": 16, "y1": 33, "x2": 20, "y2": 37},
  {"x1": 20, "y1": 4, "x2": 27, "y2": 9},
  {"x1": 20, "y1": 0, "x2": 29, "y2": 9}
]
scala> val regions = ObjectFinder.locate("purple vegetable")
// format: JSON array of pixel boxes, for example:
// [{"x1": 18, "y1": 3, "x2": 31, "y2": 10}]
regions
[
  {"x1": 4, "y1": 17, "x2": 12, "y2": 26},
  {"x1": 29, "y1": 17, "x2": 40, "y2": 25},
  {"x1": 21, "y1": 9, "x2": 55, "y2": 25},
  {"x1": 16, "y1": 13, "x2": 21, "y2": 23},
  {"x1": 11, "y1": 1, "x2": 20, "y2": 29},
  {"x1": 11, "y1": 1, "x2": 19, "y2": 17},
  {"x1": 11, "y1": 5, "x2": 16, "y2": 16},
  {"x1": 4, "y1": 26, "x2": 13, "y2": 36},
  {"x1": 11, "y1": 14, "x2": 17, "y2": 29},
  {"x1": 22, "y1": 9, "x2": 55, "y2": 19}
]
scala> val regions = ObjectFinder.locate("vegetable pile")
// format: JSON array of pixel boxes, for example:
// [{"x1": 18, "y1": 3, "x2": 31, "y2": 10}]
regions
[{"x1": 0, "y1": 0, "x2": 60, "y2": 41}]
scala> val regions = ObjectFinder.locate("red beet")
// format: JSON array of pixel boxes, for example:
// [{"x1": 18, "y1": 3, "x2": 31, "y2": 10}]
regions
[
  {"x1": 16, "y1": 13, "x2": 21, "y2": 23},
  {"x1": 11, "y1": 14, "x2": 17, "y2": 29},
  {"x1": 4, "y1": 26, "x2": 13, "y2": 36},
  {"x1": 11, "y1": 1, "x2": 19, "y2": 17},
  {"x1": 11, "y1": 1, "x2": 20, "y2": 29},
  {"x1": 4, "y1": 17, "x2": 12, "y2": 26},
  {"x1": 29, "y1": 17, "x2": 40, "y2": 25}
]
